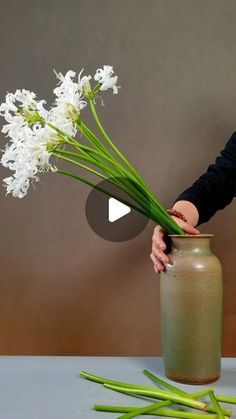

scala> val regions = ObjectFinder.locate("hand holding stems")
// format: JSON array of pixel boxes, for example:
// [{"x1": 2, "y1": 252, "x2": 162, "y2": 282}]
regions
[{"x1": 150, "y1": 200, "x2": 200, "y2": 274}]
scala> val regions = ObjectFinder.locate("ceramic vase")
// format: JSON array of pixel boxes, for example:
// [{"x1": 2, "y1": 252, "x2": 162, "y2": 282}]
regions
[{"x1": 160, "y1": 234, "x2": 223, "y2": 384}]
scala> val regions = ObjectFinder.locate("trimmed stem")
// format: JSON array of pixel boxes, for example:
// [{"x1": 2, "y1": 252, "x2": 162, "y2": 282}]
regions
[
  {"x1": 104, "y1": 383, "x2": 207, "y2": 411},
  {"x1": 143, "y1": 370, "x2": 232, "y2": 416},
  {"x1": 94, "y1": 404, "x2": 229, "y2": 419},
  {"x1": 216, "y1": 396, "x2": 236, "y2": 405},
  {"x1": 117, "y1": 401, "x2": 171, "y2": 419},
  {"x1": 80, "y1": 370, "x2": 147, "y2": 388},
  {"x1": 80, "y1": 370, "x2": 231, "y2": 416},
  {"x1": 143, "y1": 370, "x2": 187, "y2": 397},
  {"x1": 209, "y1": 391, "x2": 225, "y2": 419}
]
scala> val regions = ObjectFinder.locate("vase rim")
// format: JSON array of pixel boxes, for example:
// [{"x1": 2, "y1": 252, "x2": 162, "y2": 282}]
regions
[{"x1": 169, "y1": 234, "x2": 213, "y2": 238}]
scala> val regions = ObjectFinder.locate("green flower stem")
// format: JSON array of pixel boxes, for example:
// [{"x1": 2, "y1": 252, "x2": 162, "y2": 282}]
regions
[
  {"x1": 78, "y1": 121, "x2": 116, "y2": 160},
  {"x1": 216, "y1": 396, "x2": 236, "y2": 405},
  {"x1": 89, "y1": 98, "x2": 140, "y2": 178},
  {"x1": 49, "y1": 122, "x2": 172, "y2": 225},
  {"x1": 89, "y1": 99, "x2": 168, "y2": 208},
  {"x1": 89, "y1": 97, "x2": 166, "y2": 213},
  {"x1": 89, "y1": 99, "x2": 184, "y2": 234},
  {"x1": 53, "y1": 149, "x2": 156, "y2": 220},
  {"x1": 53, "y1": 149, "x2": 149, "y2": 207},
  {"x1": 80, "y1": 121, "x2": 165, "y2": 204},
  {"x1": 143, "y1": 370, "x2": 232, "y2": 416},
  {"x1": 209, "y1": 391, "x2": 225, "y2": 419},
  {"x1": 48, "y1": 119, "x2": 184, "y2": 233},
  {"x1": 192, "y1": 390, "x2": 214, "y2": 399},
  {"x1": 54, "y1": 150, "x2": 179, "y2": 228},
  {"x1": 80, "y1": 370, "x2": 148, "y2": 388},
  {"x1": 80, "y1": 371, "x2": 231, "y2": 416},
  {"x1": 49, "y1": 120, "x2": 184, "y2": 233},
  {"x1": 143, "y1": 370, "x2": 187, "y2": 397},
  {"x1": 52, "y1": 153, "x2": 107, "y2": 180},
  {"x1": 48, "y1": 122, "x2": 114, "y2": 171},
  {"x1": 47, "y1": 122, "x2": 85, "y2": 148},
  {"x1": 94, "y1": 404, "x2": 229, "y2": 419},
  {"x1": 56, "y1": 170, "x2": 150, "y2": 218},
  {"x1": 193, "y1": 391, "x2": 230, "y2": 416},
  {"x1": 78, "y1": 121, "x2": 168, "y2": 211},
  {"x1": 116, "y1": 400, "x2": 172, "y2": 419},
  {"x1": 103, "y1": 384, "x2": 207, "y2": 411},
  {"x1": 56, "y1": 154, "x2": 153, "y2": 218},
  {"x1": 143, "y1": 371, "x2": 212, "y2": 401},
  {"x1": 54, "y1": 149, "x2": 127, "y2": 183},
  {"x1": 49, "y1": 118, "x2": 184, "y2": 233},
  {"x1": 79, "y1": 121, "x2": 146, "y2": 185}
]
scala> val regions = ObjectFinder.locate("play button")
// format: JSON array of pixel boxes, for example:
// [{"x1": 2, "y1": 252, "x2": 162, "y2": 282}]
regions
[
  {"x1": 85, "y1": 177, "x2": 150, "y2": 242},
  {"x1": 108, "y1": 198, "x2": 131, "y2": 222}
]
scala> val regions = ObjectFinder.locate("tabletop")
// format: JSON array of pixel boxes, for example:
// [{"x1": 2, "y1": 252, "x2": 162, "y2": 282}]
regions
[{"x1": 0, "y1": 356, "x2": 235, "y2": 419}]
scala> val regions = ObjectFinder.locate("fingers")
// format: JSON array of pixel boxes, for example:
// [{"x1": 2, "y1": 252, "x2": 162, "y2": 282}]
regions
[
  {"x1": 150, "y1": 219, "x2": 201, "y2": 274},
  {"x1": 150, "y1": 251, "x2": 165, "y2": 273},
  {"x1": 151, "y1": 226, "x2": 170, "y2": 274},
  {"x1": 152, "y1": 241, "x2": 169, "y2": 263},
  {"x1": 152, "y1": 226, "x2": 166, "y2": 250}
]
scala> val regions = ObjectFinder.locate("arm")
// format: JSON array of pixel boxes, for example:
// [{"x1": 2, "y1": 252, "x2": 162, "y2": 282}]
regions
[
  {"x1": 173, "y1": 131, "x2": 236, "y2": 225},
  {"x1": 151, "y1": 131, "x2": 236, "y2": 274}
]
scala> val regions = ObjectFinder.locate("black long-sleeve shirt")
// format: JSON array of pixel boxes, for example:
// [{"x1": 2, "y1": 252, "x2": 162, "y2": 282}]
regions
[{"x1": 174, "y1": 132, "x2": 236, "y2": 226}]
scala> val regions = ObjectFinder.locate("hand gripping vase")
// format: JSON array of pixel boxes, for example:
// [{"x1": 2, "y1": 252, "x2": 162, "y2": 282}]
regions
[{"x1": 160, "y1": 234, "x2": 223, "y2": 384}]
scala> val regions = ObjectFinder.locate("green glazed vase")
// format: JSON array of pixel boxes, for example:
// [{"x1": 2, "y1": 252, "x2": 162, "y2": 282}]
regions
[{"x1": 160, "y1": 234, "x2": 223, "y2": 384}]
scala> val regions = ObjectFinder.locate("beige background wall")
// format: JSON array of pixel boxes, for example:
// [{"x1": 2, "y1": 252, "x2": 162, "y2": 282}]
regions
[{"x1": 0, "y1": 0, "x2": 235, "y2": 355}]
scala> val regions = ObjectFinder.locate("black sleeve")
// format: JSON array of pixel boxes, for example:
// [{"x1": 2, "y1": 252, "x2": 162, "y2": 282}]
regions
[{"x1": 174, "y1": 132, "x2": 236, "y2": 226}]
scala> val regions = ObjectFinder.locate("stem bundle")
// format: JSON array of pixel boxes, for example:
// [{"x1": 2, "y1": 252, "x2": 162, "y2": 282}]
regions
[
  {"x1": 80, "y1": 369, "x2": 234, "y2": 419},
  {"x1": 48, "y1": 99, "x2": 184, "y2": 234}
]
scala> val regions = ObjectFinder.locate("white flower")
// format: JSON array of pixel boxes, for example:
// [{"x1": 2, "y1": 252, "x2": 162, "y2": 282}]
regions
[
  {"x1": 0, "y1": 89, "x2": 48, "y2": 141},
  {"x1": 94, "y1": 65, "x2": 120, "y2": 94},
  {"x1": 0, "y1": 93, "x2": 18, "y2": 115},
  {"x1": 53, "y1": 69, "x2": 89, "y2": 110},
  {"x1": 1, "y1": 122, "x2": 57, "y2": 198},
  {"x1": 3, "y1": 173, "x2": 32, "y2": 199},
  {"x1": 47, "y1": 103, "x2": 77, "y2": 137},
  {"x1": 78, "y1": 69, "x2": 92, "y2": 95},
  {"x1": 1, "y1": 111, "x2": 29, "y2": 139},
  {"x1": 14, "y1": 89, "x2": 37, "y2": 108}
]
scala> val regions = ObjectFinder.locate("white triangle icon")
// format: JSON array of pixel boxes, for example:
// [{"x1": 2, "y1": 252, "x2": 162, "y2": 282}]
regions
[{"x1": 108, "y1": 198, "x2": 131, "y2": 222}]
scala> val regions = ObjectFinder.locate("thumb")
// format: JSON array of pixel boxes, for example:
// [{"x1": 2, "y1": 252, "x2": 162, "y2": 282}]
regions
[
  {"x1": 171, "y1": 216, "x2": 200, "y2": 235},
  {"x1": 183, "y1": 224, "x2": 200, "y2": 235}
]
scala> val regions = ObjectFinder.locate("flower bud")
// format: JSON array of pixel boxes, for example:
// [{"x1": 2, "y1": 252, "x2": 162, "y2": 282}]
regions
[
  {"x1": 83, "y1": 79, "x2": 92, "y2": 95},
  {"x1": 67, "y1": 104, "x2": 80, "y2": 123}
]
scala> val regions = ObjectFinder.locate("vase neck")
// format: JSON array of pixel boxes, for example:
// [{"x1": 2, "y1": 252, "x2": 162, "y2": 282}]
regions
[{"x1": 170, "y1": 235, "x2": 213, "y2": 256}]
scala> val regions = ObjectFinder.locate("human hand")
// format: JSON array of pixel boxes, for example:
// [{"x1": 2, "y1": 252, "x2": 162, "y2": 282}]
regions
[{"x1": 150, "y1": 217, "x2": 200, "y2": 274}]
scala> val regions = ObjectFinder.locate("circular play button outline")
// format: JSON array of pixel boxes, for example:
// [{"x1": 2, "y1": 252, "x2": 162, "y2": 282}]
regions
[{"x1": 85, "y1": 177, "x2": 150, "y2": 242}]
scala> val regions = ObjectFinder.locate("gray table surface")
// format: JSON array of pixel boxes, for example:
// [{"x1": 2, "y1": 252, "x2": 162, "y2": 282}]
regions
[{"x1": 0, "y1": 356, "x2": 235, "y2": 419}]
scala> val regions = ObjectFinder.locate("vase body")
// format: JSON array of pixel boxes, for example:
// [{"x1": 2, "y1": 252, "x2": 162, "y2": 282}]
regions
[{"x1": 160, "y1": 234, "x2": 222, "y2": 384}]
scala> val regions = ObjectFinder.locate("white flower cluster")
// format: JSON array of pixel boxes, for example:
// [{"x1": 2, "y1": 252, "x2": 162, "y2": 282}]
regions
[
  {"x1": 0, "y1": 65, "x2": 120, "y2": 198},
  {"x1": 0, "y1": 90, "x2": 56, "y2": 198}
]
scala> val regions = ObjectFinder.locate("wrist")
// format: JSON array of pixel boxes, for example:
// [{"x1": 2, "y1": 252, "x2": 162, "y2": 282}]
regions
[
  {"x1": 172, "y1": 200, "x2": 199, "y2": 227},
  {"x1": 167, "y1": 209, "x2": 187, "y2": 222}
]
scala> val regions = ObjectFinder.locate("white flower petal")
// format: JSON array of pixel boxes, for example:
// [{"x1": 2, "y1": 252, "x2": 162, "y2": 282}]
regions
[{"x1": 94, "y1": 65, "x2": 120, "y2": 94}]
